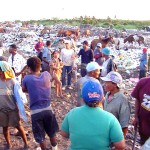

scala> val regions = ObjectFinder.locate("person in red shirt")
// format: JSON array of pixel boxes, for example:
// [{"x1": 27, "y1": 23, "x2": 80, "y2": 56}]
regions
[
  {"x1": 131, "y1": 77, "x2": 150, "y2": 145},
  {"x1": 35, "y1": 37, "x2": 44, "y2": 53}
]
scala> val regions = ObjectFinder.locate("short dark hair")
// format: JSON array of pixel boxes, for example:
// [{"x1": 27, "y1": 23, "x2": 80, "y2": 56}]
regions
[
  {"x1": 46, "y1": 40, "x2": 52, "y2": 46},
  {"x1": 27, "y1": 56, "x2": 41, "y2": 72},
  {"x1": 9, "y1": 44, "x2": 17, "y2": 49},
  {"x1": 85, "y1": 100, "x2": 100, "y2": 107},
  {"x1": 82, "y1": 40, "x2": 88, "y2": 46}
]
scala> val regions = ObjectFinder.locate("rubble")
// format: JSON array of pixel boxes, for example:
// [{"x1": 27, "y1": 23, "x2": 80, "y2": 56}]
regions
[{"x1": 0, "y1": 21, "x2": 150, "y2": 149}]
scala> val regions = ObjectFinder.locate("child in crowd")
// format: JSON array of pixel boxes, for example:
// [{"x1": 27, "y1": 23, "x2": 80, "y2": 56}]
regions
[
  {"x1": 22, "y1": 56, "x2": 59, "y2": 150},
  {"x1": 51, "y1": 50, "x2": 63, "y2": 97}
]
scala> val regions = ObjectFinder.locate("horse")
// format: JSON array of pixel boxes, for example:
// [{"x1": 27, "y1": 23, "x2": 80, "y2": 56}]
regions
[
  {"x1": 57, "y1": 29, "x2": 80, "y2": 38},
  {"x1": 40, "y1": 27, "x2": 51, "y2": 35},
  {"x1": 124, "y1": 35, "x2": 144, "y2": 45},
  {"x1": 81, "y1": 29, "x2": 90, "y2": 37},
  {"x1": 90, "y1": 36, "x2": 114, "y2": 50},
  {"x1": 0, "y1": 28, "x2": 6, "y2": 33}
]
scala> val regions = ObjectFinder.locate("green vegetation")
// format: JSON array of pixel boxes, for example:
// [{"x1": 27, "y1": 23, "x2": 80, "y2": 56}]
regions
[{"x1": 18, "y1": 16, "x2": 150, "y2": 30}]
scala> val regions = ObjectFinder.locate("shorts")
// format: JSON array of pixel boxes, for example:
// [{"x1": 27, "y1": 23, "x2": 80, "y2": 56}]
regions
[
  {"x1": 31, "y1": 110, "x2": 59, "y2": 144},
  {"x1": 0, "y1": 110, "x2": 20, "y2": 127}
]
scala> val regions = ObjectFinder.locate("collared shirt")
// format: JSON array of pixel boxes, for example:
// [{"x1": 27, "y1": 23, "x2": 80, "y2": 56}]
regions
[
  {"x1": 8, "y1": 53, "x2": 26, "y2": 73},
  {"x1": 78, "y1": 48, "x2": 93, "y2": 64},
  {"x1": 104, "y1": 91, "x2": 130, "y2": 128},
  {"x1": 42, "y1": 47, "x2": 51, "y2": 68}
]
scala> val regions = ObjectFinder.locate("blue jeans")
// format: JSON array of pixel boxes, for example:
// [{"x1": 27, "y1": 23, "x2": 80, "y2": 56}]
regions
[{"x1": 62, "y1": 66, "x2": 72, "y2": 86}]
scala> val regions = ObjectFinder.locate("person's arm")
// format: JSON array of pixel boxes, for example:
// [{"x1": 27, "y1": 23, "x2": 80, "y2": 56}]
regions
[
  {"x1": 133, "y1": 98, "x2": 140, "y2": 127},
  {"x1": 59, "y1": 61, "x2": 64, "y2": 69},
  {"x1": 15, "y1": 65, "x2": 28, "y2": 77},
  {"x1": 42, "y1": 57, "x2": 50, "y2": 64},
  {"x1": 113, "y1": 139, "x2": 125, "y2": 150},
  {"x1": 110, "y1": 117, "x2": 125, "y2": 150},
  {"x1": 61, "y1": 112, "x2": 70, "y2": 138},
  {"x1": 118, "y1": 96, "x2": 131, "y2": 137},
  {"x1": 42, "y1": 48, "x2": 50, "y2": 64},
  {"x1": 60, "y1": 130, "x2": 69, "y2": 138},
  {"x1": 90, "y1": 49, "x2": 94, "y2": 61}
]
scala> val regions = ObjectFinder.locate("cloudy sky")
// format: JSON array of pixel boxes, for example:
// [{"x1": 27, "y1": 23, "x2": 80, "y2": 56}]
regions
[{"x1": 0, "y1": 0, "x2": 149, "y2": 21}]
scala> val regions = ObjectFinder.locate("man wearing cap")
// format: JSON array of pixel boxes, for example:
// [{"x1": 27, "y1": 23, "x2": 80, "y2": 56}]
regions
[
  {"x1": 101, "y1": 47, "x2": 117, "y2": 77},
  {"x1": 101, "y1": 71, "x2": 131, "y2": 137},
  {"x1": 61, "y1": 80, "x2": 125, "y2": 150},
  {"x1": 60, "y1": 40, "x2": 75, "y2": 90},
  {"x1": 76, "y1": 61, "x2": 103, "y2": 106},
  {"x1": 78, "y1": 40, "x2": 94, "y2": 77},
  {"x1": 139, "y1": 47, "x2": 148, "y2": 79},
  {"x1": 94, "y1": 43, "x2": 104, "y2": 66}
]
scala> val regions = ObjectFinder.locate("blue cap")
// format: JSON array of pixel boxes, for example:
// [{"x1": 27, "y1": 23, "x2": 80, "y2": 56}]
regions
[
  {"x1": 81, "y1": 80, "x2": 103, "y2": 103},
  {"x1": 101, "y1": 47, "x2": 111, "y2": 56}
]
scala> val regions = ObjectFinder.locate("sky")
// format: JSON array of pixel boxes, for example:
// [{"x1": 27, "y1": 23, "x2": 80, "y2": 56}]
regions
[{"x1": 0, "y1": 0, "x2": 149, "y2": 21}]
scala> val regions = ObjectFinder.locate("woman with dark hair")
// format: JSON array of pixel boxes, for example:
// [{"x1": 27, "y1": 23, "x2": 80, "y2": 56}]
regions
[{"x1": 61, "y1": 80, "x2": 125, "y2": 150}]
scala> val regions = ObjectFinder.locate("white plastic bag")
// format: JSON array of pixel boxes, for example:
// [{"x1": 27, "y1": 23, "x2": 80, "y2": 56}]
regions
[{"x1": 14, "y1": 80, "x2": 28, "y2": 122}]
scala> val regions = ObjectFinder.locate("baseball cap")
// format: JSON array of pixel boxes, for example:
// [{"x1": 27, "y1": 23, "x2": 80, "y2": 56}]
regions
[
  {"x1": 81, "y1": 80, "x2": 103, "y2": 103},
  {"x1": 143, "y1": 47, "x2": 148, "y2": 53},
  {"x1": 97, "y1": 43, "x2": 102, "y2": 47},
  {"x1": 101, "y1": 47, "x2": 111, "y2": 56},
  {"x1": 101, "y1": 71, "x2": 123, "y2": 88},
  {"x1": 86, "y1": 62, "x2": 103, "y2": 72}
]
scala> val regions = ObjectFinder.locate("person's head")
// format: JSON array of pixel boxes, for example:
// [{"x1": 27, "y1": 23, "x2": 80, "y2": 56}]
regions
[
  {"x1": 101, "y1": 47, "x2": 111, "y2": 58},
  {"x1": 53, "y1": 50, "x2": 60, "y2": 58},
  {"x1": 38, "y1": 37, "x2": 43, "y2": 42},
  {"x1": 96, "y1": 43, "x2": 102, "y2": 49},
  {"x1": 82, "y1": 40, "x2": 89, "y2": 49},
  {"x1": 82, "y1": 80, "x2": 103, "y2": 107},
  {"x1": 59, "y1": 39, "x2": 64, "y2": 43},
  {"x1": 9, "y1": 44, "x2": 17, "y2": 55},
  {"x1": 86, "y1": 62, "x2": 102, "y2": 78},
  {"x1": 27, "y1": 56, "x2": 41, "y2": 72},
  {"x1": 0, "y1": 61, "x2": 15, "y2": 80},
  {"x1": 46, "y1": 40, "x2": 52, "y2": 47},
  {"x1": 143, "y1": 47, "x2": 148, "y2": 53},
  {"x1": 64, "y1": 40, "x2": 70, "y2": 49},
  {"x1": 101, "y1": 71, "x2": 122, "y2": 92}
]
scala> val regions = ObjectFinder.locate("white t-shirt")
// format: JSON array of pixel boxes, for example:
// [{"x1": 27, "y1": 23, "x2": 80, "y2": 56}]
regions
[
  {"x1": 8, "y1": 53, "x2": 26, "y2": 73},
  {"x1": 60, "y1": 48, "x2": 75, "y2": 66},
  {"x1": 101, "y1": 58, "x2": 110, "y2": 77}
]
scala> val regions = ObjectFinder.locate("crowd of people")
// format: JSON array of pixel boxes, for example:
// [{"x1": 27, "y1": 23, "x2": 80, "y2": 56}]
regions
[{"x1": 0, "y1": 35, "x2": 150, "y2": 150}]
